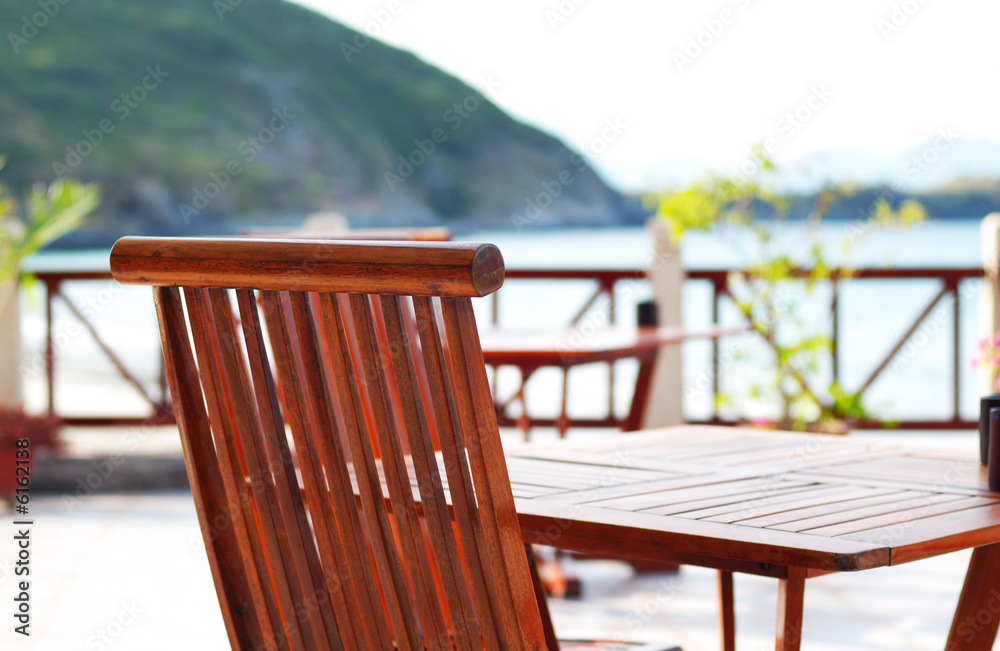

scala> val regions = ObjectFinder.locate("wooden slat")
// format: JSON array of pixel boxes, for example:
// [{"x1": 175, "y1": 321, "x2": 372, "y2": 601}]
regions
[
  {"x1": 655, "y1": 483, "x2": 826, "y2": 518},
  {"x1": 349, "y1": 294, "x2": 450, "y2": 644},
  {"x1": 735, "y1": 491, "x2": 927, "y2": 529},
  {"x1": 440, "y1": 298, "x2": 532, "y2": 649},
  {"x1": 110, "y1": 236, "x2": 504, "y2": 297},
  {"x1": 592, "y1": 478, "x2": 815, "y2": 512},
  {"x1": 515, "y1": 491, "x2": 891, "y2": 573},
  {"x1": 269, "y1": 291, "x2": 392, "y2": 650},
  {"x1": 152, "y1": 287, "x2": 269, "y2": 650},
  {"x1": 183, "y1": 287, "x2": 287, "y2": 647},
  {"x1": 234, "y1": 289, "x2": 345, "y2": 648},
  {"x1": 204, "y1": 288, "x2": 323, "y2": 651},
  {"x1": 413, "y1": 296, "x2": 503, "y2": 651},
  {"x1": 379, "y1": 294, "x2": 478, "y2": 650},
  {"x1": 792, "y1": 470, "x2": 991, "y2": 497},
  {"x1": 285, "y1": 290, "x2": 398, "y2": 649},
  {"x1": 770, "y1": 492, "x2": 966, "y2": 533},
  {"x1": 695, "y1": 485, "x2": 898, "y2": 524},
  {"x1": 809, "y1": 495, "x2": 998, "y2": 537},
  {"x1": 841, "y1": 503, "x2": 1000, "y2": 565}
]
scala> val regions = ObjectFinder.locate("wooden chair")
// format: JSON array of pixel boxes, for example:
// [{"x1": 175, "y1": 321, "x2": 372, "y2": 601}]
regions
[{"x1": 110, "y1": 237, "x2": 679, "y2": 651}]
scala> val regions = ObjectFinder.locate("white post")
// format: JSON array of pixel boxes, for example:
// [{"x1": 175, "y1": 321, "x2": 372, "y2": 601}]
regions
[
  {"x1": 0, "y1": 280, "x2": 22, "y2": 409},
  {"x1": 642, "y1": 216, "x2": 684, "y2": 428},
  {"x1": 979, "y1": 213, "x2": 1000, "y2": 396}
]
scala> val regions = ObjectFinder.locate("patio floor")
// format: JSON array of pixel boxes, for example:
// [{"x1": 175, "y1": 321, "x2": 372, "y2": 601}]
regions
[{"x1": 7, "y1": 428, "x2": 998, "y2": 650}]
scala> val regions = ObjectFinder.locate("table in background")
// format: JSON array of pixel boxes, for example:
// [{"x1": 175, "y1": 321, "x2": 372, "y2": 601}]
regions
[{"x1": 480, "y1": 326, "x2": 737, "y2": 437}]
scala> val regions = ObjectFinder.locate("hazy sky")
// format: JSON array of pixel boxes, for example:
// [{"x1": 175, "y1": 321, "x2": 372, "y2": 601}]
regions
[{"x1": 291, "y1": 0, "x2": 1000, "y2": 192}]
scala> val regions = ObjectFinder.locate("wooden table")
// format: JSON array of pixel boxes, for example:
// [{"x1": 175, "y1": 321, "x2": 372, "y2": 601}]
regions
[
  {"x1": 480, "y1": 326, "x2": 736, "y2": 435},
  {"x1": 504, "y1": 425, "x2": 1000, "y2": 651}
]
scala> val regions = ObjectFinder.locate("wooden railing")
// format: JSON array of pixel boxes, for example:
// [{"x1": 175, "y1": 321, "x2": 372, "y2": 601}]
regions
[
  {"x1": 28, "y1": 265, "x2": 986, "y2": 430},
  {"x1": 33, "y1": 271, "x2": 171, "y2": 426},
  {"x1": 688, "y1": 266, "x2": 984, "y2": 430}
]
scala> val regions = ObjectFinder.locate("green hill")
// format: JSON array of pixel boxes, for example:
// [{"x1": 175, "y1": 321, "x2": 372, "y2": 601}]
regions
[{"x1": 0, "y1": 0, "x2": 641, "y2": 245}]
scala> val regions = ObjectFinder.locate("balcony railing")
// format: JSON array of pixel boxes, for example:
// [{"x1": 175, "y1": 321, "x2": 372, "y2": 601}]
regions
[{"x1": 27, "y1": 265, "x2": 986, "y2": 430}]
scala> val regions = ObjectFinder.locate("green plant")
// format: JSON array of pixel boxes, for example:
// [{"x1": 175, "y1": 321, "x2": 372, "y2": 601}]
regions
[
  {"x1": 656, "y1": 150, "x2": 926, "y2": 431},
  {"x1": 0, "y1": 157, "x2": 100, "y2": 308}
]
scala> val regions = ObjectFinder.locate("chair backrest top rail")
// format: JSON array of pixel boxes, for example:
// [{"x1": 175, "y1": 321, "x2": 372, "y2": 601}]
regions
[{"x1": 110, "y1": 236, "x2": 504, "y2": 297}]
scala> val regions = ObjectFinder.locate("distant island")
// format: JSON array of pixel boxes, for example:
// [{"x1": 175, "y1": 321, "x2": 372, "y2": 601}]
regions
[{"x1": 0, "y1": 0, "x2": 644, "y2": 247}]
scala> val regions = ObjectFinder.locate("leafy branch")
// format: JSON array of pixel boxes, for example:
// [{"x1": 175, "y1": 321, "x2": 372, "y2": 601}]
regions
[
  {"x1": 656, "y1": 149, "x2": 926, "y2": 431},
  {"x1": 0, "y1": 158, "x2": 100, "y2": 309}
]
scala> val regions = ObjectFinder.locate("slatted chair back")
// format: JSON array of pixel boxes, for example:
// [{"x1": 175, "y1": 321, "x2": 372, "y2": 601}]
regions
[{"x1": 110, "y1": 237, "x2": 549, "y2": 651}]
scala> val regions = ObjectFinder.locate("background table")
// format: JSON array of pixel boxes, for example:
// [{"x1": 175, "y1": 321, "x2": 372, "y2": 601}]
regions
[
  {"x1": 504, "y1": 426, "x2": 1000, "y2": 650},
  {"x1": 480, "y1": 326, "x2": 737, "y2": 435}
]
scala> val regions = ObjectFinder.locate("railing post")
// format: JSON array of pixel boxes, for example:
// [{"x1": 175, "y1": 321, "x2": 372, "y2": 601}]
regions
[
  {"x1": 45, "y1": 278, "x2": 55, "y2": 416},
  {"x1": 953, "y1": 279, "x2": 961, "y2": 422},
  {"x1": 979, "y1": 213, "x2": 1000, "y2": 396},
  {"x1": 712, "y1": 281, "x2": 721, "y2": 423},
  {"x1": 643, "y1": 216, "x2": 685, "y2": 428},
  {"x1": 831, "y1": 277, "x2": 839, "y2": 386}
]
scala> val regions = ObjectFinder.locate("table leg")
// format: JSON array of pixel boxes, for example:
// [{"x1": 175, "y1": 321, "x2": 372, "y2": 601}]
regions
[
  {"x1": 718, "y1": 570, "x2": 736, "y2": 651},
  {"x1": 945, "y1": 543, "x2": 1000, "y2": 651},
  {"x1": 623, "y1": 353, "x2": 657, "y2": 432},
  {"x1": 775, "y1": 566, "x2": 806, "y2": 651},
  {"x1": 514, "y1": 366, "x2": 538, "y2": 440},
  {"x1": 558, "y1": 366, "x2": 570, "y2": 437}
]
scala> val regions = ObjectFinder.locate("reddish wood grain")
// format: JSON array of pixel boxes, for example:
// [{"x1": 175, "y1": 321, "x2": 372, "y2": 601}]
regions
[{"x1": 110, "y1": 236, "x2": 504, "y2": 297}]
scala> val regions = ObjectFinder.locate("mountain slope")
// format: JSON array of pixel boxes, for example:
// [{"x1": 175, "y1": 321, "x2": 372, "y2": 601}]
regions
[{"x1": 0, "y1": 0, "x2": 640, "y2": 244}]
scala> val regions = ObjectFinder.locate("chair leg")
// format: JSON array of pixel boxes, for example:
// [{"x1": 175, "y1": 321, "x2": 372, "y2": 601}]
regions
[{"x1": 526, "y1": 544, "x2": 561, "y2": 651}]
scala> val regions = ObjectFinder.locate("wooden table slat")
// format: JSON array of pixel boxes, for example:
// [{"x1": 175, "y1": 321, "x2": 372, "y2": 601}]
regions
[
  {"x1": 678, "y1": 485, "x2": 900, "y2": 522},
  {"x1": 811, "y1": 495, "x2": 1000, "y2": 537},
  {"x1": 590, "y1": 478, "x2": 817, "y2": 512},
  {"x1": 736, "y1": 491, "x2": 929, "y2": 528},
  {"x1": 769, "y1": 492, "x2": 969, "y2": 533}
]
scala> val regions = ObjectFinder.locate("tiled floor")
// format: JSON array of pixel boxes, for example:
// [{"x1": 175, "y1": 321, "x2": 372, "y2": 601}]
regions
[{"x1": 3, "y1": 427, "x2": 996, "y2": 650}]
